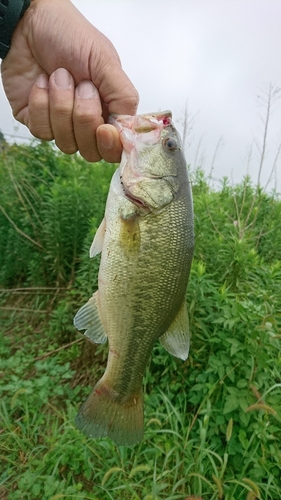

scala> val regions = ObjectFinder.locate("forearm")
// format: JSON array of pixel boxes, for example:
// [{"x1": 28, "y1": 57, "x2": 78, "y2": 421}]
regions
[{"x1": 0, "y1": 0, "x2": 30, "y2": 58}]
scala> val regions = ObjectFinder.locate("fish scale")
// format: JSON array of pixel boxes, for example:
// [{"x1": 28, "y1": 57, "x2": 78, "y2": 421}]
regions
[{"x1": 74, "y1": 111, "x2": 194, "y2": 446}]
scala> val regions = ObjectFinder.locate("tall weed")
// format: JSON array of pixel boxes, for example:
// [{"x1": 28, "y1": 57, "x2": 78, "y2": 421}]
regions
[
  {"x1": 0, "y1": 142, "x2": 115, "y2": 287},
  {"x1": 0, "y1": 144, "x2": 280, "y2": 498}
]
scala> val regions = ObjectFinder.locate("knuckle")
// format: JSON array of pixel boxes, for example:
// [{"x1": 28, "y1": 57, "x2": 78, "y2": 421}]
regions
[
  {"x1": 54, "y1": 136, "x2": 78, "y2": 155},
  {"x1": 80, "y1": 150, "x2": 101, "y2": 163},
  {"x1": 57, "y1": 143, "x2": 78, "y2": 155},
  {"x1": 74, "y1": 108, "x2": 97, "y2": 126},
  {"x1": 52, "y1": 101, "x2": 73, "y2": 116},
  {"x1": 29, "y1": 122, "x2": 53, "y2": 141}
]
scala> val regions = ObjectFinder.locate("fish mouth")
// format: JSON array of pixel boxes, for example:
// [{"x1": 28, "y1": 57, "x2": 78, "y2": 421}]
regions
[
  {"x1": 124, "y1": 190, "x2": 147, "y2": 209},
  {"x1": 121, "y1": 181, "x2": 148, "y2": 209},
  {"x1": 109, "y1": 111, "x2": 172, "y2": 133}
]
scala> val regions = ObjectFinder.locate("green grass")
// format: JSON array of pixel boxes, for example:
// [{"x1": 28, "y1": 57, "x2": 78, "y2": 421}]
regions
[
  {"x1": 0, "y1": 142, "x2": 281, "y2": 499},
  {"x1": 1, "y1": 271, "x2": 280, "y2": 499}
]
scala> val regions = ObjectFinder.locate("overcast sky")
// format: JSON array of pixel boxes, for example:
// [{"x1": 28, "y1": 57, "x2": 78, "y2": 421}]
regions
[{"x1": 1, "y1": 0, "x2": 281, "y2": 190}]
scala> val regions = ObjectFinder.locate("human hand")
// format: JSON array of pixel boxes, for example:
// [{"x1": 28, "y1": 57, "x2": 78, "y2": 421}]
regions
[{"x1": 1, "y1": 0, "x2": 139, "y2": 162}]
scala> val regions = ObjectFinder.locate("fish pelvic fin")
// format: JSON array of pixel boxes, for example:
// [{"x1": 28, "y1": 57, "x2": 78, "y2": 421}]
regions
[
  {"x1": 75, "y1": 380, "x2": 144, "y2": 447},
  {"x1": 90, "y1": 217, "x2": 106, "y2": 258},
  {"x1": 73, "y1": 291, "x2": 107, "y2": 344},
  {"x1": 159, "y1": 299, "x2": 190, "y2": 360}
]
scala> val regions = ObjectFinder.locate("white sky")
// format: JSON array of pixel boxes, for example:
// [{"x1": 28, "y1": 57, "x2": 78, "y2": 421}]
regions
[{"x1": 1, "y1": 0, "x2": 281, "y2": 190}]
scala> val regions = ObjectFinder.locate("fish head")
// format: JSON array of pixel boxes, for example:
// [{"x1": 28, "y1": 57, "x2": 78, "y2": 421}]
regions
[{"x1": 109, "y1": 111, "x2": 187, "y2": 211}]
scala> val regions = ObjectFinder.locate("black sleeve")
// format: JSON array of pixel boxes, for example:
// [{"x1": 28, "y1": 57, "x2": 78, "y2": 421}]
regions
[{"x1": 0, "y1": 0, "x2": 31, "y2": 59}]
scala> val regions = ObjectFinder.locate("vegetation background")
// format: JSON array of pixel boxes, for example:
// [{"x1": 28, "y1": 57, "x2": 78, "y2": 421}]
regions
[{"x1": 0, "y1": 123, "x2": 280, "y2": 499}]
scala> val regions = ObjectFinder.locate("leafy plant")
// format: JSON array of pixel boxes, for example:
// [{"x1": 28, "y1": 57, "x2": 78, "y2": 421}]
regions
[{"x1": 0, "y1": 141, "x2": 280, "y2": 499}]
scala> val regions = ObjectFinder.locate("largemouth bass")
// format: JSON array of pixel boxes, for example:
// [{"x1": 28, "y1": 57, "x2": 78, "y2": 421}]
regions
[{"x1": 74, "y1": 111, "x2": 194, "y2": 446}]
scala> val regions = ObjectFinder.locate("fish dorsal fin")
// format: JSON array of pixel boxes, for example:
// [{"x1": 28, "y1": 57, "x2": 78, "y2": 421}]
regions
[
  {"x1": 90, "y1": 218, "x2": 106, "y2": 258},
  {"x1": 159, "y1": 300, "x2": 190, "y2": 360},
  {"x1": 73, "y1": 291, "x2": 107, "y2": 344}
]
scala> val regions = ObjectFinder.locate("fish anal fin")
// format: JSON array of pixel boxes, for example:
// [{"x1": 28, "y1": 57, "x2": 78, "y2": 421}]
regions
[
  {"x1": 159, "y1": 300, "x2": 190, "y2": 360},
  {"x1": 75, "y1": 379, "x2": 144, "y2": 446},
  {"x1": 90, "y1": 218, "x2": 106, "y2": 258},
  {"x1": 73, "y1": 291, "x2": 107, "y2": 344}
]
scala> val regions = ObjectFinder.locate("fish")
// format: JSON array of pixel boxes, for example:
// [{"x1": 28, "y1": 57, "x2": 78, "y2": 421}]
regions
[{"x1": 73, "y1": 111, "x2": 194, "y2": 446}]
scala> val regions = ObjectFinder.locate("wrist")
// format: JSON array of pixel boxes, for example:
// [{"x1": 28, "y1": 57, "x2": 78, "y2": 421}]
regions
[{"x1": 0, "y1": 0, "x2": 31, "y2": 59}]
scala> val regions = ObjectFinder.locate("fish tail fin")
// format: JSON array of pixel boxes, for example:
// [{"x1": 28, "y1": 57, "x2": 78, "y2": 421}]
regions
[{"x1": 75, "y1": 379, "x2": 144, "y2": 447}]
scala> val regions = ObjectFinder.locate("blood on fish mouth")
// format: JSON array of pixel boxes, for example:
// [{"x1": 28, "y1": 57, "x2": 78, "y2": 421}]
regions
[{"x1": 162, "y1": 116, "x2": 171, "y2": 126}]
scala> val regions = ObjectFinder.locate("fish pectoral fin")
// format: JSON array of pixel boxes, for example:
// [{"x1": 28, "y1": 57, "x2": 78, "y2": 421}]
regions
[
  {"x1": 90, "y1": 218, "x2": 106, "y2": 258},
  {"x1": 159, "y1": 300, "x2": 190, "y2": 360},
  {"x1": 73, "y1": 291, "x2": 107, "y2": 344}
]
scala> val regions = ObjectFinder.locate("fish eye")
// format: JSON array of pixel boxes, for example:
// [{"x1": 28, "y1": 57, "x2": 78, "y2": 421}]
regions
[{"x1": 163, "y1": 136, "x2": 178, "y2": 152}]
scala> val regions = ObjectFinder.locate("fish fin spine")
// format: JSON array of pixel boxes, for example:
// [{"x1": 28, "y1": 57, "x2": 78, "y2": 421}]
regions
[
  {"x1": 90, "y1": 217, "x2": 106, "y2": 258},
  {"x1": 73, "y1": 291, "x2": 107, "y2": 344}
]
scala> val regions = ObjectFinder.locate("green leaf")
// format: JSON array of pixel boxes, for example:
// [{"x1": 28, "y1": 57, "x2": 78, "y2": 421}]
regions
[{"x1": 223, "y1": 395, "x2": 240, "y2": 414}]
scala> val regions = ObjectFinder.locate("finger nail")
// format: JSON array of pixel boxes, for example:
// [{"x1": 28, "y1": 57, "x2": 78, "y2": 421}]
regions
[
  {"x1": 54, "y1": 68, "x2": 72, "y2": 89},
  {"x1": 77, "y1": 81, "x2": 97, "y2": 99},
  {"x1": 36, "y1": 74, "x2": 48, "y2": 89},
  {"x1": 98, "y1": 126, "x2": 114, "y2": 149},
  {"x1": 100, "y1": 141, "x2": 114, "y2": 150}
]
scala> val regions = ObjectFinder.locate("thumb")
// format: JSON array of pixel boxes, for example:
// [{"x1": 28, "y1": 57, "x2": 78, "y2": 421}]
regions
[
  {"x1": 100, "y1": 66, "x2": 139, "y2": 116},
  {"x1": 89, "y1": 34, "x2": 139, "y2": 117}
]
